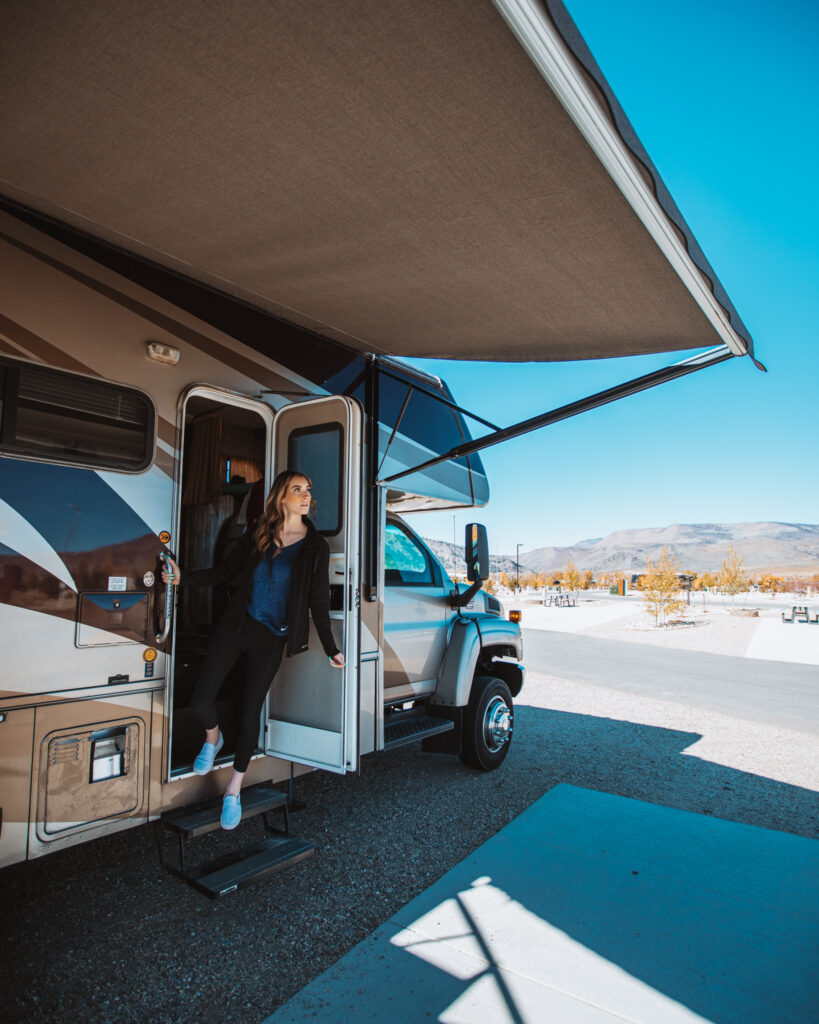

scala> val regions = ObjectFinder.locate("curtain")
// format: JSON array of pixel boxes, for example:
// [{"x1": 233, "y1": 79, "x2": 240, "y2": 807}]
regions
[
  {"x1": 181, "y1": 413, "x2": 222, "y2": 505},
  {"x1": 220, "y1": 456, "x2": 263, "y2": 485}
]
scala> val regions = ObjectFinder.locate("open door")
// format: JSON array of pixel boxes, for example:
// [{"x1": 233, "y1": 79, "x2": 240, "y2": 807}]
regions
[{"x1": 264, "y1": 396, "x2": 362, "y2": 774}]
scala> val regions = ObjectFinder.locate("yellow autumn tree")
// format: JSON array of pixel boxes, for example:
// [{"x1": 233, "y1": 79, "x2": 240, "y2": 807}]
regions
[
  {"x1": 718, "y1": 545, "x2": 749, "y2": 607},
  {"x1": 634, "y1": 547, "x2": 685, "y2": 626},
  {"x1": 561, "y1": 558, "x2": 582, "y2": 592},
  {"x1": 758, "y1": 574, "x2": 784, "y2": 594}
]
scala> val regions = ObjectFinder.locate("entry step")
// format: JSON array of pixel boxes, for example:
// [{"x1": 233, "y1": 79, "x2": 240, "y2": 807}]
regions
[
  {"x1": 161, "y1": 782, "x2": 289, "y2": 837},
  {"x1": 155, "y1": 782, "x2": 312, "y2": 897},
  {"x1": 384, "y1": 714, "x2": 454, "y2": 751},
  {"x1": 189, "y1": 834, "x2": 315, "y2": 899}
]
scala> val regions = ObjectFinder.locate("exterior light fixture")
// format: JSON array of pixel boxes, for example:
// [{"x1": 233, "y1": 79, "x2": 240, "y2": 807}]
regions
[{"x1": 146, "y1": 341, "x2": 180, "y2": 365}]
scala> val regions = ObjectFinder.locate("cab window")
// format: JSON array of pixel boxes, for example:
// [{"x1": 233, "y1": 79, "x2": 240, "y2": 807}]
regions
[{"x1": 384, "y1": 522, "x2": 435, "y2": 586}]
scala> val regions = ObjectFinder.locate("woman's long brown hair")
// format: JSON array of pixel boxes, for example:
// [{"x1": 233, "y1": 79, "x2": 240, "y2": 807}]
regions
[{"x1": 253, "y1": 470, "x2": 315, "y2": 557}]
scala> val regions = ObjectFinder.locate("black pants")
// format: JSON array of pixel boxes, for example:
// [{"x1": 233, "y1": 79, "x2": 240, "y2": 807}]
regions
[{"x1": 191, "y1": 615, "x2": 286, "y2": 774}]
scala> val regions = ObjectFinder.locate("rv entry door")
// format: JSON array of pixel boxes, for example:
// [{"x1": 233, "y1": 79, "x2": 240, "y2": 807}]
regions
[{"x1": 264, "y1": 396, "x2": 362, "y2": 774}]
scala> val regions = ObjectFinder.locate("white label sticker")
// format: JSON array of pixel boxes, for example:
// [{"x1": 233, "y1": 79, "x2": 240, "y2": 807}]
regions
[{"x1": 108, "y1": 577, "x2": 127, "y2": 592}]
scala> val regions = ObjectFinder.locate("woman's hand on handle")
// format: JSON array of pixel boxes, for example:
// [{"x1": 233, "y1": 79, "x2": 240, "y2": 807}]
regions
[
  {"x1": 162, "y1": 556, "x2": 181, "y2": 586},
  {"x1": 329, "y1": 653, "x2": 345, "y2": 668}
]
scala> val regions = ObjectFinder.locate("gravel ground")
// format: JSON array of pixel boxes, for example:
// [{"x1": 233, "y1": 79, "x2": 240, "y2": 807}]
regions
[{"x1": 2, "y1": 649, "x2": 817, "y2": 1024}]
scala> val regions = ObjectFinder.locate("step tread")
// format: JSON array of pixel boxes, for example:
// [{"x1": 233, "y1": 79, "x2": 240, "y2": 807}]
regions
[
  {"x1": 161, "y1": 783, "x2": 288, "y2": 837},
  {"x1": 191, "y1": 835, "x2": 314, "y2": 897},
  {"x1": 383, "y1": 714, "x2": 455, "y2": 750}
]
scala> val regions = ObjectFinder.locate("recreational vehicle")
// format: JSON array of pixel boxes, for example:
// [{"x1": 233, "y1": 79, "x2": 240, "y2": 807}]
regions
[
  {"x1": 0, "y1": 1, "x2": 758, "y2": 892},
  {"x1": 0, "y1": 207, "x2": 524, "y2": 884}
]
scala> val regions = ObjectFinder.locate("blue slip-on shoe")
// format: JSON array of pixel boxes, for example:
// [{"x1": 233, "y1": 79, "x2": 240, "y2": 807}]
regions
[
  {"x1": 220, "y1": 794, "x2": 242, "y2": 831},
  {"x1": 192, "y1": 732, "x2": 224, "y2": 775}
]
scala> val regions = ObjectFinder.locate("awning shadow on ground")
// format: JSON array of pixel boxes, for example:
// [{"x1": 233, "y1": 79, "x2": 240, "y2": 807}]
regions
[
  {"x1": 267, "y1": 711, "x2": 819, "y2": 1024},
  {"x1": 2, "y1": 705, "x2": 816, "y2": 1024}
]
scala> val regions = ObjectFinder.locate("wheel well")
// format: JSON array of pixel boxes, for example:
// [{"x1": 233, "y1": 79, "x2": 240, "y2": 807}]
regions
[{"x1": 475, "y1": 646, "x2": 523, "y2": 697}]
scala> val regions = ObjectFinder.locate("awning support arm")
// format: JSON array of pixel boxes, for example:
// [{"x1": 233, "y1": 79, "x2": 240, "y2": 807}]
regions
[{"x1": 378, "y1": 345, "x2": 734, "y2": 486}]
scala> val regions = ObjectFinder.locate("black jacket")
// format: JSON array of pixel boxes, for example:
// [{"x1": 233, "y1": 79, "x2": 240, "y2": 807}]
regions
[{"x1": 180, "y1": 519, "x2": 340, "y2": 658}]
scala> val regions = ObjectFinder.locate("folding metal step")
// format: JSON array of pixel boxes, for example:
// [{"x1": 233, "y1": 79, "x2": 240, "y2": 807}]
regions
[
  {"x1": 155, "y1": 782, "x2": 313, "y2": 896},
  {"x1": 161, "y1": 782, "x2": 289, "y2": 838},
  {"x1": 383, "y1": 714, "x2": 455, "y2": 751},
  {"x1": 187, "y1": 835, "x2": 315, "y2": 899}
]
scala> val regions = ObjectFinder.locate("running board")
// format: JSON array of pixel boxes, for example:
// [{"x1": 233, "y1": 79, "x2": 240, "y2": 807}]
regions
[
  {"x1": 154, "y1": 782, "x2": 314, "y2": 898},
  {"x1": 383, "y1": 714, "x2": 455, "y2": 751}
]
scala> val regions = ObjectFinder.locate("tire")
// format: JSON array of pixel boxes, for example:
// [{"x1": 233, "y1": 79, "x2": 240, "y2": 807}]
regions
[{"x1": 460, "y1": 676, "x2": 514, "y2": 771}]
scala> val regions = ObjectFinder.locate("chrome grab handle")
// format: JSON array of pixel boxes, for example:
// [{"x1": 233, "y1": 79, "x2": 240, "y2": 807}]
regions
[{"x1": 156, "y1": 552, "x2": 175, "y2": 644}]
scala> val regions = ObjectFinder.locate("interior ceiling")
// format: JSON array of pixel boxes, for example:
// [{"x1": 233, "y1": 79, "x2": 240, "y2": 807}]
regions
[{"x1": 0, "y1": 0, "x2": 752, "y2": 363}]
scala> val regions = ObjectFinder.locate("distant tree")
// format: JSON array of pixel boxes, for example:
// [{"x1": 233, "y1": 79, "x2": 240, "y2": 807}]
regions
[
  {"x1": 634, "y1": 547, "x2": 685, "y2": 626},
  {"x1": 758, "y1": 574, "x2": 785, "y2": 594},
  {"x1": 498, "y1": 571, "x2": 510, "y2": 590},
  {"x1": 581, "y1": 569, "x2": 594, "y2": 590},
  {"x1": 483, "y1": 575, "x2": 497, "y2": 594},
  {"x1": 718, "y1": 546, "x2": 750, "y2": 608},
  {"x1": 561, "y1": 558, "x2": 582, "y2": 592}
]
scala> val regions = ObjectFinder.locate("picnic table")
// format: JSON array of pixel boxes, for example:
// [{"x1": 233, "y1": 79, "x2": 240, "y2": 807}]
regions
[
  {"x1": 781, "y1": 605, "x2": 819, "y2": 623},
  {"x1": 544, "y1": 592, "x2": 576, "y2": 608}
]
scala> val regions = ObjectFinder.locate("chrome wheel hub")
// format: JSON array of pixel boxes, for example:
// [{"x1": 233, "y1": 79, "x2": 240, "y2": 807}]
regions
[{"x1": 483, "y1": 695, "x2": 512, "y2": 752}]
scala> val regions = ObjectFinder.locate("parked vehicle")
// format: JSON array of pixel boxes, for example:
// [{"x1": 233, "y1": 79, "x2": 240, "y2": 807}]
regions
[{"x1": 0, "y1": 208, "x2": 523, "y2": 870}]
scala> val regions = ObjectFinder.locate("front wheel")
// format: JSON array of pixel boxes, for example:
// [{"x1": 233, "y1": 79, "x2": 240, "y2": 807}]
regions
[{"x1": 460, "y1": 676, "x2": 514, "y2": 771}]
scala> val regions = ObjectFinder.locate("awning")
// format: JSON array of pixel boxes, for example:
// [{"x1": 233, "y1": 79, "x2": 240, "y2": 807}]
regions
[{"x1": 0, "y1": 0, "x2": 755, "y2": 365}]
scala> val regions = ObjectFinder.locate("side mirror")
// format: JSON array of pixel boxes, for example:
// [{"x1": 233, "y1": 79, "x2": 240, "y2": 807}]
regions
[{"x1": 465, "y1": 523, "x2": 489, "y2": 582}]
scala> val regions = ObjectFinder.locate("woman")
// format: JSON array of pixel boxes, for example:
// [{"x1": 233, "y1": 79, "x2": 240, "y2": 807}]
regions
[{"x1": 162, "y1": 470, "x2": 344, "y2": 830}]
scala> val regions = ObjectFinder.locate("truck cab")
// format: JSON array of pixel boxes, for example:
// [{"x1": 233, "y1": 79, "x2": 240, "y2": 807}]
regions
[{"x1": 382, "y1": 513, "x2": 523, "y2": 770}]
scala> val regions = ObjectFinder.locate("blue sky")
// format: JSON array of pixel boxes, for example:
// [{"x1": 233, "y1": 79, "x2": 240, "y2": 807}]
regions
[{"x1": 410, "y1": 0, "x2": 819, "y2": 557}]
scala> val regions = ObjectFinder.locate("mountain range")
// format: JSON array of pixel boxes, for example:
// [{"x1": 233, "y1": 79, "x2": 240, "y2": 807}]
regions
[{"x1": 423, "y1": 522, "x2": 819, "y2": 575}]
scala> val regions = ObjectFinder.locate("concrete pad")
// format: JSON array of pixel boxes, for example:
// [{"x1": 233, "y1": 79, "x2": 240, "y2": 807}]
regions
[
  {"x1": 745, "y1": 617, "x2": 819, "y2": 665},
  {"x1": 262, "y1": 786, "x2": 819, "y2": 1024}
]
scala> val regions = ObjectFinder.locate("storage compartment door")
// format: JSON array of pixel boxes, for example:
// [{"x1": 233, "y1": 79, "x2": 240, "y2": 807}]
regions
[{"x1": 264, "y1": 396, "x2": 361, "y2": 774}]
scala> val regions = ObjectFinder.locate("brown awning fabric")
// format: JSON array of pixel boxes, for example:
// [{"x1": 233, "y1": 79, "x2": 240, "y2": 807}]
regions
[{"x1": 0, "y1": 0, "x2": 753, "y2": 363}]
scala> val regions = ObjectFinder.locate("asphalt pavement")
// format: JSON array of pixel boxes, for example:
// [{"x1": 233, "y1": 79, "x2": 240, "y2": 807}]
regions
[{"x1": 523, "y1": 628, "x2": 819, "y2": 732}]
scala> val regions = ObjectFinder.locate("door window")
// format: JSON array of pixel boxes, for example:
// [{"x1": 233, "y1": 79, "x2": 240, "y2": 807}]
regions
[
  {"x1": 384, "y1": 522, "x2": 435, "y2": 586},
  {"x1": 288, "y1": 424, "x2": 343, "y2": 534}
]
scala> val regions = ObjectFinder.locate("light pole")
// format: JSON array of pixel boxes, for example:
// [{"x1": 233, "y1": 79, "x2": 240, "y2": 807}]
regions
[{"x1": 516, "y1": 543, "x2": 522, "y2": 591}]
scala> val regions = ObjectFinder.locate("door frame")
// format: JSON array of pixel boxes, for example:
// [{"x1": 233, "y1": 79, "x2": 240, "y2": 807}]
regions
[{"x1": 163, "y1": 385, "x2": 275, "y2": 781}]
